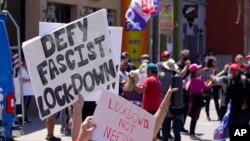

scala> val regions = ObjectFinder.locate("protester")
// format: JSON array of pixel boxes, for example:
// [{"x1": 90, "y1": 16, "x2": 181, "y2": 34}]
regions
[
  {"x1": 122, "y1": 52, "x2": 137, "y2": 72},
  {"x1": 244, "y1": 61, "x2": 250, "y2": 123},
  {"x1": 234, "y1": 54, "x2": 247, "y2": 73},
  {"x1": 201, "y1": 59, "x2": 220, "y2": 121},
  {"x1": 219, "y1": 64, "x2": 249, "y2": 124},
  {"x1": 158, "y1": 57, "x2": 183, "y2": 141},
  {"x1": 204, "y1": 49, "x2": 217, "y2": 65},
  {"x1": 119, "y1": 60, "x2": 129, "y2": 97},
  {"x1": 71, "y1": 87, "x2": 178, "y2": 141},
  {"x1": 131, "y1": 63, "x2": 162, "y2": 141},
  {"x1": 20, "y1": 61, "x2": 33, "y2": 123},
  {"x1": 141, "y1": 54, "x2": 150, "y2": 64},
  {"x1": 60, "y1": 107, "x2": 71, "y2": 135},
  {"x1": 46, "y1": 116, "x2": 61, "y2": 141},
  {"x1": 176, "y1": 49, "x2": 191, "y2": 133},
  {"x1": 215, "y1": 64, "x2": 230, "y2": 120},
  {"x1": 186, "y1": 63, "x2": 213, "y2": 139},
  {"x1": 122, "y1": 70, "x2": 142, "y2": 107}
]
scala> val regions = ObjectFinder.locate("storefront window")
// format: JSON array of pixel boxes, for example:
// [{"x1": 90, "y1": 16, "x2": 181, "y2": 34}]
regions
[
  {"x1": 79, "y1": 7, "x2": 116, "y2": 26},
  {"x1": 43, "y1": 3, "x2": 71, "y2": 23}
]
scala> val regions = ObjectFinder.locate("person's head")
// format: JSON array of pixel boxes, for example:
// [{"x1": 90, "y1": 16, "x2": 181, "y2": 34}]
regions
[
  {"x1": 141, "y1": 54, "x2": 150, "y2": 64},
  {"x1": 205, "y1": 59, "x2": 216, "y2": 68},
  {"x1": 189, "y1": 63, "x2": 202, "y2": 77},
  {"x1": 161, "y1": 51, "x2": 170, "y2": 61},
  {"x1": 120, "y1": 61, "x2": 128, "y2": 72},
  {"x1": 146, "y1": 63, "x2": 158, "y2": 76},
  {"x1": 122, "y1": 52, "x2": 130, "y2": 62},
  {"x1": 229, "y1": 63, "x2": 240, "y2": 77},
  {"x1": 207, "y1": 49, "x2": 214, "y2": 56},
  {"x1": 235, "y1": 54, "x2": 244, "y2": 65},
  {"x1": 180, "y1": 49, "x2": 189, "y2": 62}
]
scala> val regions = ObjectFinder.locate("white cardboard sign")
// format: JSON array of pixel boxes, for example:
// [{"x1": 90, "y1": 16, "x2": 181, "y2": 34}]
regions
[
  {"x1": 22, "y1": 9, "x2": 116, "y2": 120},
  {"x1": 92, "y1": 90, "x2": 156, "y2": 141},
  {"x1": 39, "y1": 24, "x2": 123, "y2": 101}
]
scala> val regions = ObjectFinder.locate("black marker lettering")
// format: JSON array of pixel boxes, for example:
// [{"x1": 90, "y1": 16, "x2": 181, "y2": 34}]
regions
[
  {"x1": 37, "y1": 60, "x2": 48, "y2": 85},
  {"x1": 41, "y1": 35, "x2": 55, "y2": 58},
  {"x1": 54, "y1": 28, "x2": 67, "y2": 52}
]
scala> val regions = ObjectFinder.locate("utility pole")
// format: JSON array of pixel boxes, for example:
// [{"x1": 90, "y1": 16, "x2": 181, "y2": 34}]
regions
[
  {"x1": 152, "y1": 15, "x2": 160, "y2": 63},
  {"x1": 173, "y1": 0, "x2": 182, "y2": 61}
]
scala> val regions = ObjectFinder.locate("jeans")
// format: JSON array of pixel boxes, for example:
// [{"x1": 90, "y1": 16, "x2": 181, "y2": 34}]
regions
[
  {"x1": 162, "y1": 117, "x2": 181, "y2": 141},
  {"x1": 190, "y1": 118, "x2": 197, "y2": 135},
  {"x1": 205, "y1": 86, "x2": 220, "y2": 118},
  {"x1": 24, "y1": 96, "x2": 32, "y2": 121}
]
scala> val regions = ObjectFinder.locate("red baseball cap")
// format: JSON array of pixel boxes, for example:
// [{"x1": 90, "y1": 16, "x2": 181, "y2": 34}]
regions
[
  {"x1": 161, "y1": 51, "x2": 170, "y2": 57},
  {"x1": 246, "y1": 55, "x2": 250, "y2": 59},
  {"x1": 229, "y1": 63, "x2": 239, "y2": 70}
]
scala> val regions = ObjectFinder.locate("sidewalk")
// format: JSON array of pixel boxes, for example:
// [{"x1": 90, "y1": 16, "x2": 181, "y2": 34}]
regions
[
  {"x1": 13, "y1": 100, "x2": 223, "y2": 141},
  {"x1": 13, "y1": 117, "x2": 71, "y2": 141}
]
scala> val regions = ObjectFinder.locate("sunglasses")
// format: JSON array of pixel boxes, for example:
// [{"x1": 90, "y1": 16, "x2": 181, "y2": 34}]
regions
[{"x1": 236, "y1": 58, "x2": 243, "y2": 60}]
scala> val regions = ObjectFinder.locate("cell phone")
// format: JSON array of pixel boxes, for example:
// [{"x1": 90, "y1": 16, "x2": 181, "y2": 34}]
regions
[{"x1": 170, "y1": 76, "x2": 184, "y2": 109}]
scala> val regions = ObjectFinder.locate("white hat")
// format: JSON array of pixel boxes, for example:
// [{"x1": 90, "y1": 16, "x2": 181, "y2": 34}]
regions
[{"x1": 162, "y1": 59, "x2": 178, "y2": 72}]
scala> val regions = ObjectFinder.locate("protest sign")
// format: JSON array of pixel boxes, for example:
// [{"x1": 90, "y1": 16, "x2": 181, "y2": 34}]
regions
[
  {"x1": 92, "y1": 90, "x2": 156, "y2": 141},
  {"x1": 39, "y1": 23, "x2": 123, "y2": 101},
  {"x1": 22, "y1": 9, "x2": 116, "y2": 120}
]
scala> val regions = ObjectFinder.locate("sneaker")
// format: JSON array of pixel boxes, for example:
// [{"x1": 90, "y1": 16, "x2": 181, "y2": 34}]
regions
[
  {"x1": 190, "y1": 134, "x2": 200, "y2": 140},
  {"x1": 46, "y1": 136, "x2": 61, "y2": 141},
  {"x1": 62, "y1": 128, "x2": 71, "y2": 136},
  {"x1": 169, "y1": 134, "x2": 174, "y2": 139},
  {"x1": 180, "y1": 128, "x2": 188, "y2": 133}
]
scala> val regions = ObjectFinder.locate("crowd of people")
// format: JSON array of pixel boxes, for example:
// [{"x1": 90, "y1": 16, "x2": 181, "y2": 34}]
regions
[
  {"x1": 117, "y1": 49, "x2": 250, "y2": 141},
  {"x1": 20, "y1": 49, "x2": 250, "y2": 141}
]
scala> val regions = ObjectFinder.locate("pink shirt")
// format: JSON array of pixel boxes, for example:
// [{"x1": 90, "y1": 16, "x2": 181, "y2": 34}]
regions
[{"x1": 187, "y1": 76, "x2": 210, "y2": 94}]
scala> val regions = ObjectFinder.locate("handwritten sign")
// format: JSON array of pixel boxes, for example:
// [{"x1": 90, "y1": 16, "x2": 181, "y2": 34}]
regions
[
  {"x1": 39, "y1": 23, "x2": 123, "y2": 101},
  {"x1": 22, "y1": 9, "x2": 116, "y2": 120},
  {"x1": 92, "y1": 90, "x2": 156, "y2": 141}
]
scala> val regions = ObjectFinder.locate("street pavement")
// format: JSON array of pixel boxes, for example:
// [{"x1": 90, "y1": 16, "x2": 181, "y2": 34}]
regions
[{"x1": 13, "y1": 100, "x2": 224, "y2": 141}]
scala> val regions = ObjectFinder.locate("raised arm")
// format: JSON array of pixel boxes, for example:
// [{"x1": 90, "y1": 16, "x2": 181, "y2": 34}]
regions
[
  {"x1": 71, "y1": 94, "x2": 84, "y2": 141},
  {"x1": 153, "y1": 88, "x2": 178, "y2": 138}
]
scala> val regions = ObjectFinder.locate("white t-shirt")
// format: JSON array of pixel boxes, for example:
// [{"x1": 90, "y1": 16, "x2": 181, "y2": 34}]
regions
[
  {"x1": 119, "y1": 71, "x2": 129, "y2": 80},
  {"x1": 20, "y1": 66, "x2": 34, "y2": 96},
  {"x1": 204, "y1": 55, "x2": 217, "y2": 63}
]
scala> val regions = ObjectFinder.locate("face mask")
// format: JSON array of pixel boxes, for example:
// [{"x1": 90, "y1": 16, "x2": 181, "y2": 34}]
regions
[{"x1": 183, "y1": 57, "x2": 189, "y2": 61}]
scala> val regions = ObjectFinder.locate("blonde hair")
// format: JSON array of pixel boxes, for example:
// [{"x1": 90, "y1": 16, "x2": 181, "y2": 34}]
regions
[{"x1": 123, "y1": 70, "x2": 139, "y2": 92}]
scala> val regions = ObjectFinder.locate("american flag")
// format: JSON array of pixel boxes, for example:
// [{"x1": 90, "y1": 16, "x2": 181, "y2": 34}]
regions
[
  {"x1": 12, "y1": 52, "x2": 20, "y2": 78},
  {"x1": 125, "y1": 0, "x2": 160, "y2": 31}
]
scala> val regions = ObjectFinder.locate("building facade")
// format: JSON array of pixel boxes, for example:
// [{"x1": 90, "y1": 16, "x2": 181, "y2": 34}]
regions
[
  {"x1": 25, "y1": 0, "x2": 121, "y2": 40},
  {"x1": 181, "y1": 0, "x2": 207, "y2": 62},
  {"x1": 206, "y1": 0, "x2": 250, "y2": 59},
  {"x1": 160, "y1": 0, "x2": 207, "y2": 62}
]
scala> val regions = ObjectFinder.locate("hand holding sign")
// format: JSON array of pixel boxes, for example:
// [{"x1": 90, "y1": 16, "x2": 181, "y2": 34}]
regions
[
  {"x1": 92, "y1": 90, "x2": 156, "y2": 141},
  {"x1": 78, "y1": 116, "x2": 96, "y2": 141}
]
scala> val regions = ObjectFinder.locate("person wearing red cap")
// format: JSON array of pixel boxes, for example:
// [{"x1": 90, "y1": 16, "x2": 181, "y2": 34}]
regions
[
  {"x1": 186, "y1": 63, "x2": 213, "y2": 139},
  {"x1": 227, "y1": 63, "x2": 249, "y2": 125},
  {"x1": 214, "y1": 63, "x2": 250, "y2": 125},
  {"x1": 234, "y1": 54, "x2": 247, "y2": 73}
]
